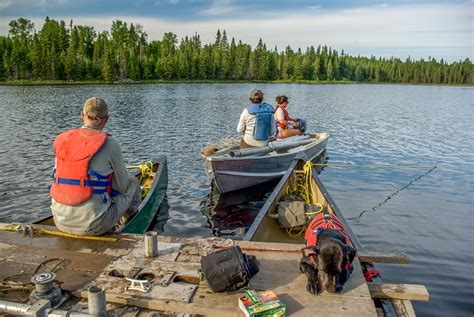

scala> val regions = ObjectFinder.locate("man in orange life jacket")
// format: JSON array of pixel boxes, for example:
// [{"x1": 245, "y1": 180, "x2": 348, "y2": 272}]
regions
[{"x1": 50, "y1": 97, "x2": 141, "y2": 236}]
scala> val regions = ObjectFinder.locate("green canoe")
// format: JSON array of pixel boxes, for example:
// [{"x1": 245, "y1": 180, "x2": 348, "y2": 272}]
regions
[{"x1": 35, "y1": 155, "x2": 168, "y2": 234}]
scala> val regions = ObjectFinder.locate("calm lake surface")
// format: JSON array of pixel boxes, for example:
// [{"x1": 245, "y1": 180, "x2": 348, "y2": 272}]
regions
[{"x1": 0, "y1": 83, "x2": 472, "y2": 316}]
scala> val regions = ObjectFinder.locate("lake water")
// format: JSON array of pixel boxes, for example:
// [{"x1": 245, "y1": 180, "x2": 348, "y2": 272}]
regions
[{"x1": 0, "y1": 83, "x2": 472, "y2": 316}]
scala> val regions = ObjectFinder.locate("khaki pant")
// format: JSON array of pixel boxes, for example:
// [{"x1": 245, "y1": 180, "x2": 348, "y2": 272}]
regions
[
  {"x1": 95, "y1": 176, "x2": 141, "y2": 234},
  {"x1": 277, "y1": 128, "x2": 302, "y2": 139},
  {"x1": 239, "y1": 139, "x2": 255, "y2": 149}
]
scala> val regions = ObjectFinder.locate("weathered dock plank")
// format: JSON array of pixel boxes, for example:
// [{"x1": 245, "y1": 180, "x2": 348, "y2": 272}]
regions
[
  {"x1": 368, "y1": 283, "x2": 429, "y2": 301},
  {"x1": 392, "y1": 299, "x2": 417, "y2": 317},
  {"x1": 357, "y1": 251, "x2": 410, "y2": 264},
  {"x1": 0, "y1": 228, "x2": 378, "y2": 316}
]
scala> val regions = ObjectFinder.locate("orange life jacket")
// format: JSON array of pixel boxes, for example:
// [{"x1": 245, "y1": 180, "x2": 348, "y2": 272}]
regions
[
  {"x1": 304, "y1": 211, "x2": 356, "y2": 293},
  {"x1": 304, "y1": 210, "x2": 351, "y2": 247},
  {"x1": 275, "y1": 105, "x2": 289, "y2": 129},
  {"x1": 50, "y1": 128, "x2": 112, "y2": 205}
]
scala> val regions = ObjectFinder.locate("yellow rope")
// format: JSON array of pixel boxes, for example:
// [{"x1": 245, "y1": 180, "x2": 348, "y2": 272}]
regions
[
  {"x1": 127, "y1": 161, "x2": 156, "y2": 197},
  {"x1": 286, "y1": 225, "x2": 306, "y2": 238},
  {"x1": 304, "y1": 161, "x2": 316, "y2": 205},
  {"x1": 284, "y1": 161, "x2": 323, "y2": 238},
  {"x1": 0, "y1": 224, "x2": 118, "y2": 242}
]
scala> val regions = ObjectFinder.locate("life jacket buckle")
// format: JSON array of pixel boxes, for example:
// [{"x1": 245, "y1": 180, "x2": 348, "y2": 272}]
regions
[
  {"x1": 323, "y1": 213, "x2": 332, "y2": 222},
  {"x1": 102, "y1": 193, "x2": 109, "y2": 204}
]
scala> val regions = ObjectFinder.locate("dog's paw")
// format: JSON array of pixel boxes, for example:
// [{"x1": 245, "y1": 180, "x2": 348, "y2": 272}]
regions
[{"x1": 306, "y1": 280, "x2": 321, "y2": 295}]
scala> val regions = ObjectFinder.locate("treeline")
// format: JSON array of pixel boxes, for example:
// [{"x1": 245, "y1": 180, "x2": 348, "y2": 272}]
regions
[{"x1": 0, "y1": 17, "x2": 472, "y2": 84}]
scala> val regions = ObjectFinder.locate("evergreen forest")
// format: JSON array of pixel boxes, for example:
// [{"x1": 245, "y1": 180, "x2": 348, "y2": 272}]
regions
[{"x1": 0, "y1": 17, "x2": 472, "y2": 84}]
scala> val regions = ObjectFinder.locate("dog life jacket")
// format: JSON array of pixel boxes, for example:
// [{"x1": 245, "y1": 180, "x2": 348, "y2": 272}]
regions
[
  {"x1": 247, "y1": 103, "x2": 275, "y2": 141},
  {"x1": 304, "y1": 210, "x2": 352, "y2": 247},
  {"x1": 304, "y1": 210, "x2": 356, "y2": 292},
  {"x1": 50, "y1": 128, "x2": 113, "y2": 206},
  {"x1": 274, "y1": 105, "x2": 289, "y2": 129}
]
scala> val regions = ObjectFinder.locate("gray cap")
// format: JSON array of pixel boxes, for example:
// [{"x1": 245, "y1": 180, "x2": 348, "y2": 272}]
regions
[{"x1": 249, "y1": 89, "x2": 264, "y2": 99}]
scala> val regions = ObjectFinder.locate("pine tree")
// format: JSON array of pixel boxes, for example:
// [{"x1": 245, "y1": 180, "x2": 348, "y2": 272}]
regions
[
  {"x1": 1, "y1": 17, "x2": 472, "y2": 85},
  {"x1": 7, "y1": 18, "x2": 35, "y2": 79}
]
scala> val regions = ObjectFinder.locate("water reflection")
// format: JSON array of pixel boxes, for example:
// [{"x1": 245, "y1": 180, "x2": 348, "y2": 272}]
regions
[
  {"x1": 200, "y1": 181, "x2": 278, "y2": 239},
  {"x1": 312, "y1": 149, "x2": 329, "y2": 174},
  {"x1": 150, "y1": 196, "x2": 170, "y2": 234}
]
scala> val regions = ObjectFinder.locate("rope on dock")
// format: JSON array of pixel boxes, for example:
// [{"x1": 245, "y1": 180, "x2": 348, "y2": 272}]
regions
[{"x1": 0, "y1": 224, "x2": 119, "y2": 242}]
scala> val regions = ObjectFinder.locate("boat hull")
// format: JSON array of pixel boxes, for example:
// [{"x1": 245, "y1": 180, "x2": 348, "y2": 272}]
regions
[{"x1": 206, "y1": 133, "x2": 329, "y2": 193}]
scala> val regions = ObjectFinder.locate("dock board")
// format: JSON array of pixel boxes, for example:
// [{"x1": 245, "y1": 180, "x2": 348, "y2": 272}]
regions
[{"x1": 0, "y1": 226, "x2": 377, "y2": 316}]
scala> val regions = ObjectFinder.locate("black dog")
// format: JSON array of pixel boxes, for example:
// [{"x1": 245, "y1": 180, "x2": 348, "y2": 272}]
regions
[{"x1": 300, "y1": 220, "x2": 357, "y2": 294}]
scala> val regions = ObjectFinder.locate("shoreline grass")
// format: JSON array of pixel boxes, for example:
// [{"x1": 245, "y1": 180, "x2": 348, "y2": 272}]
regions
[{"x1": 0, "y1": 79, "x2": 471, "y2": 87}]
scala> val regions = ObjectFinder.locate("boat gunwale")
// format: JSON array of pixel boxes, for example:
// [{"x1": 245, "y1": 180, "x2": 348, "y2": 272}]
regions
[
  {"x1": 206, "y1": 132, "x2": 330, "y2": 162},
  {"x1": 244, "y1": 158, "x2": 363, "y2": 248},
  {"x1": 243, "y1": 158, "x2": 398, "y2": 316},
  {"x1": 243, "y1": 158, "x2": 300, "y2": 241},
  {"x1": 117, "y1": 155, "x2": 167, "y2": 233}
]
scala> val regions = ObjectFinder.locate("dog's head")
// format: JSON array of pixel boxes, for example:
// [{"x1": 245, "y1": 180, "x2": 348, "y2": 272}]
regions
[
  {"x1": 302, "y1": 240, "x2": 351, "y2": 293},
  {"x1": 317, "y1": 240, "x2": 344, "y2": 293}
]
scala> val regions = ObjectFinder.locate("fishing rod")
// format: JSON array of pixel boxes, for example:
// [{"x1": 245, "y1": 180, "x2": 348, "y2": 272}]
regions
[
  {"x1": 345, "y1": 165, "x2": 438, "y2": 221},
  {"x1": 313, "y1": 163, "x2": 437, "y2": 169}
]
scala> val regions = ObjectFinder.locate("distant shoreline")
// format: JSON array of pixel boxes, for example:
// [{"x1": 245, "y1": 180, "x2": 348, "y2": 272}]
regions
[{"x1": 0, "y1": 79, "x2": 471, "y2": 87}]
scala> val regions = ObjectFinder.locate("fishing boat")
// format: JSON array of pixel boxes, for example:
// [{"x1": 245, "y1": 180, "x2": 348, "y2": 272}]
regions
[
  {"x1": 244, "y1": 158, "x2": 418, "y2": 316},
  {"x1": 35, "y1": 155, "x2": 168, "y2": 234},
  {"x1": 203, "y1": 132, "x2": 330, "y2": 193}
]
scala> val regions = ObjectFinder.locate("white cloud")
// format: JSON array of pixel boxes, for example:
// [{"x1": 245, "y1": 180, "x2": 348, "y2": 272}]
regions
[
  {"x1": 0, "y1": 0, "x2": 14, "y2": 11},
  {"x1": 200, "y1": 0, "x2": 242, "y2": 16},
  {"x1": 0, "y1": 2, "x2": 471, "y2": 61},
  {"x1": 0, "y1": 0, "x2": 69, "y2": 13},
  {"x1": 154, "y1": 0, "x2": 180, "y2": 5}
]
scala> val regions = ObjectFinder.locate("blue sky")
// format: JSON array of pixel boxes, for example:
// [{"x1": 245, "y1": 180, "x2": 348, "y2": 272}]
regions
[{"x1": 0, "y1": 0, "x2": 472, "y2": 61}]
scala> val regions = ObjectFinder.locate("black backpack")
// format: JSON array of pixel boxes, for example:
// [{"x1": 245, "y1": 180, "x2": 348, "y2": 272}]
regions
[{"x1": 201, "y1": 246, "x2": 259, "y2": 292}]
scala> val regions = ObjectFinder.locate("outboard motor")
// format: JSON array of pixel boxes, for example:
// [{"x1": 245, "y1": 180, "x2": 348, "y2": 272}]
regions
[{"x1": 296, "y1": 119, "x2": 307, "y2": 133}]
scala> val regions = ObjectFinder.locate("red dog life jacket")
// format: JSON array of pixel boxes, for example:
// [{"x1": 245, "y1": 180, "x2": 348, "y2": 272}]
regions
[
  {"x1": 304, "y1": 210, "x2": 351, "y2": 247},
  {"x1": 305, "y1": 210, "x2": 356, "y2": 289},
  {"x1": 50, "y1": 128, "x2": 112, "y2": 205}
]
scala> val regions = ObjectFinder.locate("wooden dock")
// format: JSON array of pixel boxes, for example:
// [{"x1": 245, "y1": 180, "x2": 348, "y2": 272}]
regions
[{"x1": 0, "y1": 224, "x2": 427, "y2": 316}]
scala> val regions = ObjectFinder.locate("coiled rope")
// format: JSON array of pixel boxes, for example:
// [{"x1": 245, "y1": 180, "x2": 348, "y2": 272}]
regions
[
  {"x1": 127, "y1": 161, "x2": 156, "y2": 198},
  {"x1": 285, "y1": 161, "x2": 324, "y2": 238}
]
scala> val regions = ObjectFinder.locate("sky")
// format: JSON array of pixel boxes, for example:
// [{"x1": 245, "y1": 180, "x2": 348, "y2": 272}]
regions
[{"x1": 0, "y1": 0, "x2": 472, "y2": 62}]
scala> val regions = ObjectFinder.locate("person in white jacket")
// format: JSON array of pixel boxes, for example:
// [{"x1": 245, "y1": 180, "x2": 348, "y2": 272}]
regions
[{"x1": 237, "y1": 89, "x2": 276, "y2": 148}]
